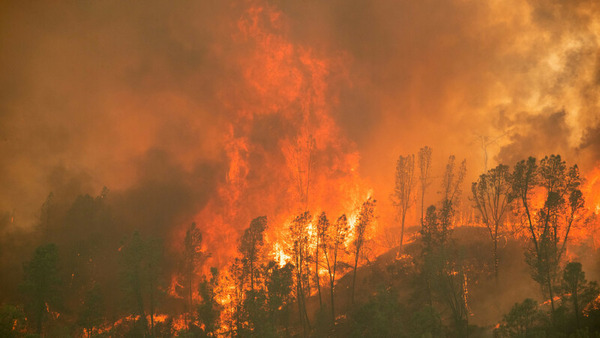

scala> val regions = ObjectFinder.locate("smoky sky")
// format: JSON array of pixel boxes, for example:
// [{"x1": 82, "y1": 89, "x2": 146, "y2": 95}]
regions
[{"x1": 1, "y1": 0, "x2": 599, "y2": 236}]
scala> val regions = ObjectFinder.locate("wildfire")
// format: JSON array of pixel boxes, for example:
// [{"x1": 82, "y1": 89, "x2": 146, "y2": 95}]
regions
[
  {"x1": 168, "y1": 275, "x2": 185, "y2": 299},
  {"x1": 583, "y1": 166, "x2": 600, "y2": 214},
  {"x1": 272, "y1": 242, "x2": 290, "y2": 268}
]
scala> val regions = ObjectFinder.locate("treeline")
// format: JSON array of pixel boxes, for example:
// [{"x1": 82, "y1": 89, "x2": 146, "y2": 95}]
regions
[
  {"x1": 1, "y1": 151, "x2": 600, "y2": 337},
  {"x1": 0, "y1": 188, "x2": 219, "y2": 337},
  {"x1": 356, "y1": 151, "x2": 599, "y2": 337}
]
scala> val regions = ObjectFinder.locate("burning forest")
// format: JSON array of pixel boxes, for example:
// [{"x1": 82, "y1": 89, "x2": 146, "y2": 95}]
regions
[{"x1": 1, "y1": 0, "x2": 600, "y2": 337}]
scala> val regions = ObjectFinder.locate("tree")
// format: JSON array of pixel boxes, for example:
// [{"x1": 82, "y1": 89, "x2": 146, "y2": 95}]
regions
[
  {"x1": 416, "y1": 157, "x2": 468, "y2": 335},
  {"x1": 59, "y1": 189, "x2": 113, "y2": 317},
  {"x1": 471, "y1": 164, "x2": 513, "y2": 280},
  {"x1": 315, "y1": 212, "x2": 328, "y2": 309},
  {"x1": 496, "y1": 298, "x2": 546, "y2": 337},
  {"x1": 146, "y1": 237, "x2": 165, "y2": 336},
  {"x1": 265, "y1": 261, "x2": 293, "y2": 334},
  {"x1": 350, "y1": 287, "x2": 406, "y2": 337},
  {"x1": 239, "y1": 216, "x2": 267, "y2": 292},
  {"x1": 21, "y1": 243, "x2": 61, "y2": 335},
  {"x1": 120, "y1": 231, "x2": 148, "y2": 334},
  {"x1": 512, "y1": 155, "x2": 585, "y2": 316},
  {"x1": 288, "y1": 211, "x2": 312, "y2": 335},
  {"x1": 418, "y1": 146, "x2": 433, "y2": 227},
  {"x1": 392, "y1": 154, "x2": 416, "y2": 250},
  {"x1": 236, "y1": 217, "x2": 273, "y2": 336},
  {"x1": 184, "y1": 222, "x2": 205, "y2": 327},
  {"x1": 420, "y1": 205, "x2": 469, "y2": 335},
  {"x1": 39, "y1": 192, "x2": 55, "y2": 241},
  {"x1": 120, "y1": 231, "x2": 165, "y2": 336},
  {"x1": 439, "y1": 156, "x2": 466, "y2": 242},
  {"x1": 198, "y1": 267, "x2": 221, "y2": 336},
  {"x1": 77, "y1": 284, "x2": 104, "y2": 337},
  {"x1": 0, "y1": 304, "x2": 25, "y2": 338},
  {"x1": 352, "y1": 197, "x2": 375, "y2": 305},
  {"x1": 322, "y1": 214, "x2": 349, "y2": 324},
  {"x1": 560, "y1": 262, "x2": 600, "y2": 331}
]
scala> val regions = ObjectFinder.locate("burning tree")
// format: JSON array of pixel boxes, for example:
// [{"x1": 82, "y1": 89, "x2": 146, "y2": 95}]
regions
[
  {"x1": 512, "y1": 155, "x2": 585, "y2": 316},
  {"x1": 471, "y1": 164, "x2": 513, "y2": 281},
  {"x1": 392, "y1": 154, "x2": 416, "y2": 250}
]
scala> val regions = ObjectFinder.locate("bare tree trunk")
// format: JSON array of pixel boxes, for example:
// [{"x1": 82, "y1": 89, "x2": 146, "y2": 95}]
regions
[
  {"x1": 493, "y1": 226, "x2": 499, "y2": 283},
  {"x1": 330, "y1": 278, "x2": 335, "y2": 324},
  {"x1": 188, "y1": 267, "x2": 193, "y2": 328},
  {"x1": 316, "y1": 240, "x2": 322, "y2": 309},
  {"x1": 352, "y1": 253, "x2": 359, "y2": 305},
  {"x1": 297, "y1": 281, "x2": 304, "y2": 335},
  {"x1": 400, "y1": 211, "x2": 407, "y2": 250}
]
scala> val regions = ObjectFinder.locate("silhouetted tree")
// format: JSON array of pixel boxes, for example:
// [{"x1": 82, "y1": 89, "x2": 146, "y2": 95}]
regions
[
  {"x1": 496, "y1": 298, "x2": 546, "y2": 337},
  {"x1": 21, "y1": 243, "x2": 61, "y2": 335},
  {"x1": 239, "y1": 216, "x2": 267, "y2": 292},
  {"x1": 146, "y1": 237, "x2": 165, "y2": 336},
  {"x1": 198, "y1": 267, "x2": 221, "y2": 336},
  {"x1": 77, "y1": 284, "x2": 104, "y2": 337},
  {"x1": 420, "y1": 205, "x2": 469, "y2": 335},
  {"x1": 120, "y1": 231, "x2": 148, "y2": 334},
  {"x1": 418, "y1": 146, "x2": 433, "y2": 227},
  {"x1": 265, "y1": 261, "x2": 293, "y2": 334},
  {"x1": 0, "y1": 304, "x2": 25, "y2": 338},
  {"x1": 289, "y1": 211, "x2": 312, "y2": 335},
  {"x1": 315, "y1": 212, "x2": 328, "y2": 309},
  {"x1": 512, "y1": 155, "x2": 585, "y2": 316},
  {"x1": 416, "y1": 157, "x2": 469, "y2": 335},
  {"x1": 352, "y1": 197, "x2": 375, "y2": 305},
  {"x1": 322, "y1": 214, "x2": 349, "y2": 324},
  {"x1": 184, "y1": 222, "x2": 204, "y2": 327},
  {"x1": 560, "y1": 262, "x2": 600, "y2": 331},
  {"x1": 392, "y1": 154, "x2": 416, "y2": 250},
  {"x1": 350, "y1": 287, "x2": 406, "y2": 337},
  {"x1": 471, "y1": 164, "x2": 513, "y2": 280},
  {"x1": 120, "y1": 231, "x2": 165, "y2": 336}
]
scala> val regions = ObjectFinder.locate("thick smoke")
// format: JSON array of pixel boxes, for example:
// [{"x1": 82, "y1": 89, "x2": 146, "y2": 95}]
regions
[{"x1": 1, "y1": 0, "x2": 599, "y2": 261}]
